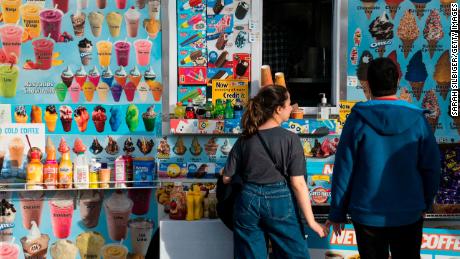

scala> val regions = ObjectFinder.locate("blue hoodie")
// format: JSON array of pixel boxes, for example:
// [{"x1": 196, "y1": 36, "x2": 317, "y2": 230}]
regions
[{"x1": 329, "y1": 100, "x2": 441, "y2": 227}]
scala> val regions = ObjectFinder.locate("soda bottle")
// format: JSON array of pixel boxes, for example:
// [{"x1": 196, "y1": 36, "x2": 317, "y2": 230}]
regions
[
  {"x1": 224, "y1": 99, "x2": 234, "y2": 119},
  {"x1": 214, "y1": 99, "x2": 225, "y2": 120},
  {"x1": 205, "y1": 98, "x2": 214, "y2": 119},
  {"x1": 185, "y1": 99, "x2": 196, "y2": 119},
  {"x1": 234, "y1": 98, "x2": 243, "y2": 120},
  {"x1": 174, "y1": 102, "x2": 186, "y2": 119}
]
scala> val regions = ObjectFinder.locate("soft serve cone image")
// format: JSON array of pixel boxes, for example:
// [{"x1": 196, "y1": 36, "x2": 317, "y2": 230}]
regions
[
  {"x1": 44, "y1": 105, "x2": 58, "y2": 132},
  {"x1": 397, "y1": 10, "x2": 419, "y2": 58},
  {"x1": 369, "y1": 11, "x2": 394, "y2": 57},
  {"x1": 356, "y1": 51, "x2": 373, "y2": 100},
  {"x1": 423, "y1": 10, "x2": 444, "y2": 58},
  {"x1": 129, "y1": 66, "x2": 142, "y2": 87},
  {"x1": 385, "y1": 0, "x2": 404, "y2": 19},
  {"x1": 20, "y1": 221, "x2": 50, "y2": 258},
  {"x1": 361, "y1": 0, "x2": 377, "y2": 19},
  {"x1": 405, "y1": 50, "x2": 428, "y2": 101},
  {"x1": 61, "y1": 66, "x2": 74, "y2": 88},
  {"x1": 422, "y1": 90, "x2": 441, "y2": 132},
  {"x1": 440, "y1": 0, "x2": 457, "y2": 16},
  {"x1": 411, "y1": 0, "x2": 432, "y2": 19},
  {"x1": 433, "y1": 51, "x2": 451, "y2": 100}
]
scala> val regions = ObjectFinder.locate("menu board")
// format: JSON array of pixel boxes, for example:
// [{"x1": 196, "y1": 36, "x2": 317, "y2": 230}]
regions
[
  {"x1": 0, "y1": 0, "x2": 161, "y2": 257},
  {"x1": 347, "y1": 0, "x2": 456, "y2": 142}
]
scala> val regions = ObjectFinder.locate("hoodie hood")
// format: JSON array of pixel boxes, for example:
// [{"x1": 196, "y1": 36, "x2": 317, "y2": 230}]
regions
[{"x1": 353, "y1": 100, "x2": 428, "y2": 135}]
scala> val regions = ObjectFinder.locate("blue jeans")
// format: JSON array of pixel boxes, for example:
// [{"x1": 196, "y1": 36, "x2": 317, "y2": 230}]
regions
[{"x1": 233, "y1": 182, "x2": 310, "y2": 259}]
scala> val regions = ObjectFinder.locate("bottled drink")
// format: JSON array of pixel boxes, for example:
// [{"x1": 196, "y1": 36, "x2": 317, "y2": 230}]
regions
[
  {"x1": 234, "y1": 98, "x2": 243, "y2": 120},
  {"x1": 214, "y1": 99, "x2": 224, "y2": 120},
  {"x1": 26, "y1": 151, "x2": 43, "y2": 189},
  {"x1": 174, "y1": 102, "x2": 185, "y2": 119},
  {"x1": 204, "y1": 98, "x2": 214, "y2": 119},
  {"x1": 74, "y1": 152, "x2": 89, "y2": 189},
  {"x1": 58, "y1": 152, "x2": 73, "y2": 189},
  {"x1": 224, "y1": 99, "x2": 234, "y2": 119},
  {"x1": 185, "y1": 99, "x2": 195, "y2": 119}
]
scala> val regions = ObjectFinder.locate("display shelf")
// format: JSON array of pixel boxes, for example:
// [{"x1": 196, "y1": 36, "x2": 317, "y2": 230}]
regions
[
  {"x1": 0, "y1": 180, "x2": 159, "y2": 192},
  {"x1": 312, "y1": 214, "x2": 460, "y2": 221},
  {"x1": 169, "y1": 118, "x2": 338, "y2": 136},
  {"x1": 170, "y1": 118, "x2": 242, "y2": 135},
  {"x1": 158, "y1": 178, "x2": 218, "y2": 184}
]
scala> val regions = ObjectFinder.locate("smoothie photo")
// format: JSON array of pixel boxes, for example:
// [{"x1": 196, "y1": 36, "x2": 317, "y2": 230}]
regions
[
  {"x1": 49, "y1": 193, "x2": 74, "y2": 239},
  {"x1": 128, "y1": 218, "x2": 153, "y2": 256},
  {"x1": 79, "y1": 190, "x2": 103, "y2": 228},
  {"x1": 20, "y1": 3, "x2": 43, "y2": 39},
  {"x1": 32, "y1": 37, "x2": 55, "y2": 70},
  {"x1": 114, "y1": 41, "x2": 131, "y2": 67},
  {"x1": 97, "y1": 40, "x2": 113, "y2": 67},
  {"x1": 19, "y1": 191, "x2": 44, "y2": 229},
  {"x1": 52, "y1": 0, "x2": 69, "y2": 14},
  {"x1": 101, "y1": 243, "x2": 128, "y2": 259},
  {"x1": 39, "y1": 8, "x2": 63, "y2": 42},
  {"x1": 8, "y1": 136, "x2": 24, "y2": 168},
  {"x1": 2, "y1": 0, "x2": 21, "y2": 24},
  {"x1": 0, "y1": 24, "x2": 24, "y2": 61},
  {"x1": 124, "y1": 6, "x2": 141, "y2": 38},
  {"x1": 0, "y1": 65, "x2": 19, "y2": 98},
  {"x1": 134, "y1": 39, "x2": 152, "y2": 66},
  {"x1": 104, "y1": 191, "x2": 133, "y2": 241}
]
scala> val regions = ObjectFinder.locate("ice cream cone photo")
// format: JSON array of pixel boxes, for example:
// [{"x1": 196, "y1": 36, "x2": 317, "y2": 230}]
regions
[{"x1": 361, "y1": 1, "x2": 377, "y2": 19}]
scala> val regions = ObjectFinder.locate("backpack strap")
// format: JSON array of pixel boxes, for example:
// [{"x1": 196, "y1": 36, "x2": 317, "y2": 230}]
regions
[{"x1": 256, "y1": 131, "x2": 288, "y2": 180}]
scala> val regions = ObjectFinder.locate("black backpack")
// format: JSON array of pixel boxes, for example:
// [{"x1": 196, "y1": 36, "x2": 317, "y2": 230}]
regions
[{"x1": 216, "y1": 132, "x2": 287, "y2": 231}]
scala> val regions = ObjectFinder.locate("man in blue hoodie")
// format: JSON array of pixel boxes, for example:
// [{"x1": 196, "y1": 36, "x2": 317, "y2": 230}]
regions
[{"x1": 327, "y1": 58, "x2": 441, "y2": 259}]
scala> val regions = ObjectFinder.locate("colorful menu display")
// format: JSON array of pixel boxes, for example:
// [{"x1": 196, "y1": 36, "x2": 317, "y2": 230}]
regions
[
  {"x1": 0, "y1": 0, "x2": 161, "y2": 257},
  {"x1": 347, "y1": 0, "x2": 456, "y2": 142},
  {"x1": 176, "y1": 0, "x2": 251, "y2": 88},
  {"x1": 0, "y1": 189, "x2": 156, "y2": 258},
  {"x1": 0, "y1": 0, "x2": 162, "y2": 182}
]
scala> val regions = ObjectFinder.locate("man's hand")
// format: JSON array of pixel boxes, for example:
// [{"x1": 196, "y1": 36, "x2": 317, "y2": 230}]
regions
[{"x1": 325, "y1": 220, "x2": 345, "y2": 237}]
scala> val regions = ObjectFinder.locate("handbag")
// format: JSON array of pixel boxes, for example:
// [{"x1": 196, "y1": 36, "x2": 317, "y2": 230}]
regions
[{"x1": 216, "y1": 132, "x2": 287, "y2": 231}]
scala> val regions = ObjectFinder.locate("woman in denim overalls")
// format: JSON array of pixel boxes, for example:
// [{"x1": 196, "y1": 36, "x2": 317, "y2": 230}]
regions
[{"x1": 223, "y1": 85, "x2": 328, "y2": 259}]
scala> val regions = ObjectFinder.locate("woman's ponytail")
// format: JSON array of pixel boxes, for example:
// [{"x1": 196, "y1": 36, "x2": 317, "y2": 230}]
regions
[{"x1": 241, "y1": 85, "x2": 288, "y2": 137}]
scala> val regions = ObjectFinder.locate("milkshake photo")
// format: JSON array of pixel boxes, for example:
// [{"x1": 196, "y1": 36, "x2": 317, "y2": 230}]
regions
[{"x1": 104, "y1": 191, "x2": 133, "y2": 241}]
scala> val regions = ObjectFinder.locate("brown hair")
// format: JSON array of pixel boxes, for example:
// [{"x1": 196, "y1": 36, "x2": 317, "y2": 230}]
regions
[{"x1": 242, "y1": 85, "x2": 289, "y2": 137}]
